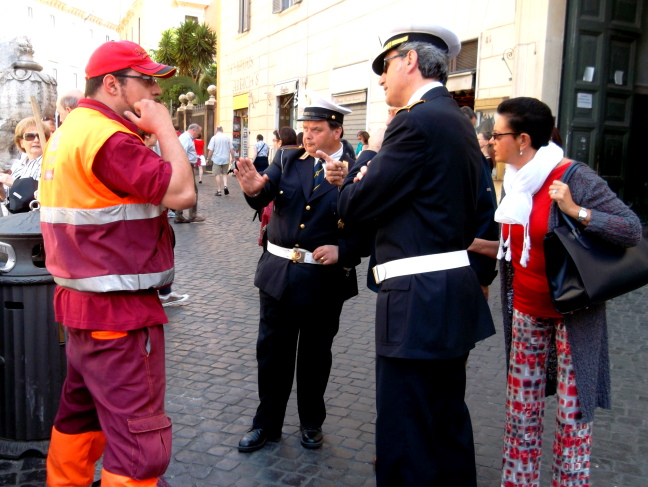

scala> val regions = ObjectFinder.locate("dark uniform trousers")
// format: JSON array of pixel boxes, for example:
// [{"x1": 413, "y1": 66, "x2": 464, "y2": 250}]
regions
[
  {"x1": 253, "y1": 290, "x2": 344, "y2": 434},
  {"x1": 376, "y1": 354, "x2": 476, "y2": 487}
]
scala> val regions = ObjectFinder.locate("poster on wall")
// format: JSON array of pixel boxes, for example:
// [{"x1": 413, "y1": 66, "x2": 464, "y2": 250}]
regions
[{"x1": 232, "y1": 116, "x2": 241, "y2": 158}]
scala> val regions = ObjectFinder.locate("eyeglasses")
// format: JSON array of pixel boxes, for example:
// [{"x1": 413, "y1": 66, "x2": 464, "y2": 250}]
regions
[
  {"x1": 491, "y1": 132, "x2": 520, "y2": 140},
  {"x1": 22, "y1": 132, "x2": 40, "y2": 141},
  {"x1": 383, "y1": 53, "x2": 405, "y2": 73},
  {"x1": 112, "y1": 74, "x2": 158, "y2": 86}
]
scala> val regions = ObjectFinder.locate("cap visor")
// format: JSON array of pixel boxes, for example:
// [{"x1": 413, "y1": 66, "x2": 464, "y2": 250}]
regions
[
  {"x1": 133, "y1": 62, "x2": 176, "y2": 78},
  {"x1": 372, "y1": 50, "x2": 388, "y2": 76}
]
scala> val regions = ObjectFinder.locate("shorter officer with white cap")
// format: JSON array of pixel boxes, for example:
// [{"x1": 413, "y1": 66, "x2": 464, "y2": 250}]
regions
[
  {"x1": 234, "y1": 92, "x2": 363, "y2": 453},
  {"x1": 336, "y1": 22, "x2": 495, "y2": 486}
]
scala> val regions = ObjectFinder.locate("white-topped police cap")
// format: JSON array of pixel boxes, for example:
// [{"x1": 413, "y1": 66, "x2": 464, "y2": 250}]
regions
[
  {"x1": 298, "y1": 90, "x2": 352, "y2": 124},
  {"x1": 372, "y1": 22, "x2": 461, "y2": 75}
]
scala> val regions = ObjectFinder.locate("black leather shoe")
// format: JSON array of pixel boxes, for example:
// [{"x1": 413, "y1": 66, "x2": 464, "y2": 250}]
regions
[
  {"x1": 300, "y1": 426, "x2": 323, "y2": 449},
  {"x1": 238, "y1": 428, "x2": 281, "y2": 452}
]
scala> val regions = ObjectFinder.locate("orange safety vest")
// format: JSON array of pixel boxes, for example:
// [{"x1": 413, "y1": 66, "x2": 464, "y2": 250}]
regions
[{"x1": 39, "y1": 107, "x2": 174, "y2": 292}]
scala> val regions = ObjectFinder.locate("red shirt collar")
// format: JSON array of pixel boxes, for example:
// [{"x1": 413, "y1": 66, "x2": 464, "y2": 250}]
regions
[{"x1": 78, "y1": 98, "x2": 140, "y2": 134}]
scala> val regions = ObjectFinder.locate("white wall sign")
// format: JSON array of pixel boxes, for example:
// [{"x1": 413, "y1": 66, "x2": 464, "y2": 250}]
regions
[{"x1": 577, "y1": 92, "x2": 593, "y2": 109}]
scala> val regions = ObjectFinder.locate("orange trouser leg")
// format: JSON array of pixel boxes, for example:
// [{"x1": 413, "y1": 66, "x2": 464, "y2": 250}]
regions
[
  {"x1": 46, "y1": 426, "x2": 106, "y2": 486},
  {"x1": 101, "y1": 469, "x2": 158, "y2": 487}
]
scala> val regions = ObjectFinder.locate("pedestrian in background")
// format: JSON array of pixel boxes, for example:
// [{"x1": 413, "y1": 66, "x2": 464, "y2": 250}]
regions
[
  {"x1": 176, "y1": 123, "x2": 206, "y2": 223},
  {"x1": 252, "y1": 134, "x2": 270, "y2": 172},
  {"x1": 56, "y1": 89, "x2": 84, "y2": 124},
  {"x1": 40, "y1": 39, "x2": 195, "y2": 487},
  {"x1": 207, "y1": 125, "x2": 235, "y2": 196},
  {"x1": 194, "y1": 134, "x2": 205, "y2": 183},
  {"x1": 355, "y1": 130, "x2": 369, "y2": 155},
  {"x1": 336, "y1": 22, "x2": 495, "y2": 486}
]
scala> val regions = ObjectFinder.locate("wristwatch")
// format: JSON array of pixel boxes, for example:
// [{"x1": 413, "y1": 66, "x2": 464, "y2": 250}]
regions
[{"x1": 577, "y1": 207, "x2": 588, "y2": 222}]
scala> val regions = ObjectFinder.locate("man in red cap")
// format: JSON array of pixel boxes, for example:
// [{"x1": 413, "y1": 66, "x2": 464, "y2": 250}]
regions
[{"x1": 40, "y1": 40, "x2": 195, "y2": 487}]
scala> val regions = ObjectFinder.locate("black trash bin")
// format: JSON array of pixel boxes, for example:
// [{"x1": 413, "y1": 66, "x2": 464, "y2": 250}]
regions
[{"x1": 0, "y1": 210, "x2": 66, "y2": 459}]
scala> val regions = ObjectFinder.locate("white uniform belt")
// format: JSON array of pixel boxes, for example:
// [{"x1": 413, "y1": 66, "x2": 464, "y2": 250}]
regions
[
  {"x1": 372, "y1": 250, "x2": 469, "y2": 284},
  {"x1": 267, "y1": 242, "x2": 322, "y2": 265}
]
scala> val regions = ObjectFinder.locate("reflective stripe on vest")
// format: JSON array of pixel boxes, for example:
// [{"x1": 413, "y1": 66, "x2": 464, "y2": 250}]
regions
[
  {"x1": 40, "y1": 202, "x2": 164, "y2": 225},
  {"x1": 54, "y1": 268, "x2": 174, "y2": 293}
]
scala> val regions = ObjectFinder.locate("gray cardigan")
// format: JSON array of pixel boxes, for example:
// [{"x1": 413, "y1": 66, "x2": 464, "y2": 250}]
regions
[{"x1": 500, "y1": 162, "x2": 642, "y2": 423}]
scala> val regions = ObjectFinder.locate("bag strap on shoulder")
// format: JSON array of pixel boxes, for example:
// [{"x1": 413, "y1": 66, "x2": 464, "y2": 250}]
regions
[
  {"x1": 556, "y1": 161, "x2": 590, "y2": 248},
  {"x1": 560, "y1": 160, "x2": 586, "y2": 184}
]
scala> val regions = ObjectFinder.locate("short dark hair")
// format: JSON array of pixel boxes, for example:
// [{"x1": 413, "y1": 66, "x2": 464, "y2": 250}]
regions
[
  {"x1": 497, "y1": 97, "x2": 554, "y2": 150},
  {"x1": 257, "y1": 134, "x2": 263, "y2": 141},
  {"x1": 279, "y1": 126, "x2": 297, "y2": 146},
  {"x1": 85, "y1": 68, "x2": 131, "y2": 97},
  {"x1": 460, "y1": 106, "x2": 476, "y2": 120}
]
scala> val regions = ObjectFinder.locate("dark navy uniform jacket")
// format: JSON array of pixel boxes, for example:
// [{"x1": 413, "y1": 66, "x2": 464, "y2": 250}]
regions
[
  {"x1": 245, "y1": 147, "x2": 362, "y2": 306},
  {"x1": 338, "y1": 86, "x2": 495, "y2": 360}
]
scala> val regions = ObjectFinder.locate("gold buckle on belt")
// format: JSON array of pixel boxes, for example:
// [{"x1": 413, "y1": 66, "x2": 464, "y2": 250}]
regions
[{"x1": 288, "y1": 248, "x2": 306, "y2": 263}]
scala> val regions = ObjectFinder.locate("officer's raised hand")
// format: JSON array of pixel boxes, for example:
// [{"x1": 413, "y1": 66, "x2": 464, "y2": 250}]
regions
[
  {"x1": 316, "y1": 150, "x2": 347, "y2": 187},
  {"x1": 235, "y1": 158, "x2": 269, "y2": 196}
]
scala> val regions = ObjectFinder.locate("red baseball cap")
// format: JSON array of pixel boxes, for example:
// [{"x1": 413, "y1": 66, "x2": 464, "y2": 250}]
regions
[{"x1": 85, "y1": 40, "x2": 176, "y2": 79}]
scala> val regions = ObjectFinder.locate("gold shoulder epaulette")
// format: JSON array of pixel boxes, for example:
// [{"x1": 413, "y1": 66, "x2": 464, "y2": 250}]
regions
[{"x1": 397, "y1": 100, "x2": 425, "y2": 114}]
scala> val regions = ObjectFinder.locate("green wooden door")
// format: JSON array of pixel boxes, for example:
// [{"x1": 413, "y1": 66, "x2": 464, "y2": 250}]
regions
[{"x1": 559, "y1": 0, "x2": 644, "y2": 198}]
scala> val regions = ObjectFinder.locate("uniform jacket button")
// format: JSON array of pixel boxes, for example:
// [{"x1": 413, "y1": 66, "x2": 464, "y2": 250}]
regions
[
  {"x1": 300, "y1": 224, "x2": 305, "y2": 229},
  {"x1": 305, "y1": 205, "x2": 311, "y2": 210}
]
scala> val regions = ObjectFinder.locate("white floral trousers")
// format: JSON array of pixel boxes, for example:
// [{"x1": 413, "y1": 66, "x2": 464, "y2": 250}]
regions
[{"x1": 501, "y1": 309, "x2": 592, "y2": 487}]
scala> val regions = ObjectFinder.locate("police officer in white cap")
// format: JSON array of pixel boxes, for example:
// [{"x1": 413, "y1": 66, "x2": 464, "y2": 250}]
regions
[
  {"x1": 334, "y1": 22, "x2": 496, "y2": 486},
  {"x1": 234, "y1": 93, "x2": 363, "y2": 453}
]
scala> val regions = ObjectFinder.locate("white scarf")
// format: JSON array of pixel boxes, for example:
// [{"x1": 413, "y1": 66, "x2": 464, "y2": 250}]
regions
[{"x1": 494, "y1": 142, "x2": 564, "y2": 267}]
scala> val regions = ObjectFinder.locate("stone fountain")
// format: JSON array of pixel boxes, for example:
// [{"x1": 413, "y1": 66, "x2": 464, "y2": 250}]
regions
[{"x1": 0, "y1": 36, "x2": 57, "y2": 170}]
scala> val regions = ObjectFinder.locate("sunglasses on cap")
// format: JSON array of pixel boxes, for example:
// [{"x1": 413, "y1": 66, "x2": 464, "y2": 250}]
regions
[{"x1": 112, "y1": 73, "x2": 158, "y2": 86}]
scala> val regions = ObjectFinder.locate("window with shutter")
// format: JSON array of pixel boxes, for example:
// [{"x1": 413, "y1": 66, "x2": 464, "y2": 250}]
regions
[
  {"x1": 273, "y1": 0, "x2": 301, "y2": 14},
  {"x1": 449, "y1": 39, "x2": 477, "y2": 73},
  {"x1": 239, "y1": 0, "x2": 250, "y2": 33}
]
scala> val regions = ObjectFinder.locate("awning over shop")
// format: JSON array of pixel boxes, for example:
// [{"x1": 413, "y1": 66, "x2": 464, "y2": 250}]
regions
[
  {"x1": 446, "y1": 71, "x2": 475, "y2": 92},
  {"x1": 233, "y1": 93, "x2": 249, "y2": 110}
]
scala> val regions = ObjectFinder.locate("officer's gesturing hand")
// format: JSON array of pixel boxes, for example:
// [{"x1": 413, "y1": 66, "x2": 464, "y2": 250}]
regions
[
  {"x1": 312, "y1": 245, "x2": 339, "y2": 265},
  {"x1": 316, "y1": 150, "x2": 347, "y2": 187},
  {"x1": 234, "y1": 158, "x2": 269, "y2": 196}
]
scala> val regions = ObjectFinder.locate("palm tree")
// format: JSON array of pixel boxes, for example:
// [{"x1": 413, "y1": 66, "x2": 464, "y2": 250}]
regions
[{"x1": 153, "y1": 20, "x2": 217, "y2": 84}]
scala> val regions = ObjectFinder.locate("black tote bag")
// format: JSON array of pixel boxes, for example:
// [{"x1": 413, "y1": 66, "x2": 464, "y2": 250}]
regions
[{"x1": 544, "y1": 162, "x2": 648, "y2": 314}]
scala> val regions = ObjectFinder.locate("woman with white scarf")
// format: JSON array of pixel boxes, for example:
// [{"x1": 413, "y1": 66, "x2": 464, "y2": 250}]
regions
[{"x1": 470, "y1": 97, "x2": 641, "y2": 487}]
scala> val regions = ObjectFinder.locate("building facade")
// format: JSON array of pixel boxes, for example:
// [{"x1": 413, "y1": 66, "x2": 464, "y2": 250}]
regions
[
  {"x1": 213, "y1": 0, "x2": 648, "y2": 218},
  {"x1": 2, "y1": 0, "x2": 120, "y2": 96},
  {"x1": 117, "y1": 0, "x2": 211, "y2": 51},
  {"x1": 212, "y1": 0, "x2": 565, "y2": 160}
]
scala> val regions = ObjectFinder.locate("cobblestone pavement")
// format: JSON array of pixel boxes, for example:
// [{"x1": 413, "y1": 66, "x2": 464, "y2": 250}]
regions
[{"x1": 1, "y1": 174, "x2": 647, "y2": 486}]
